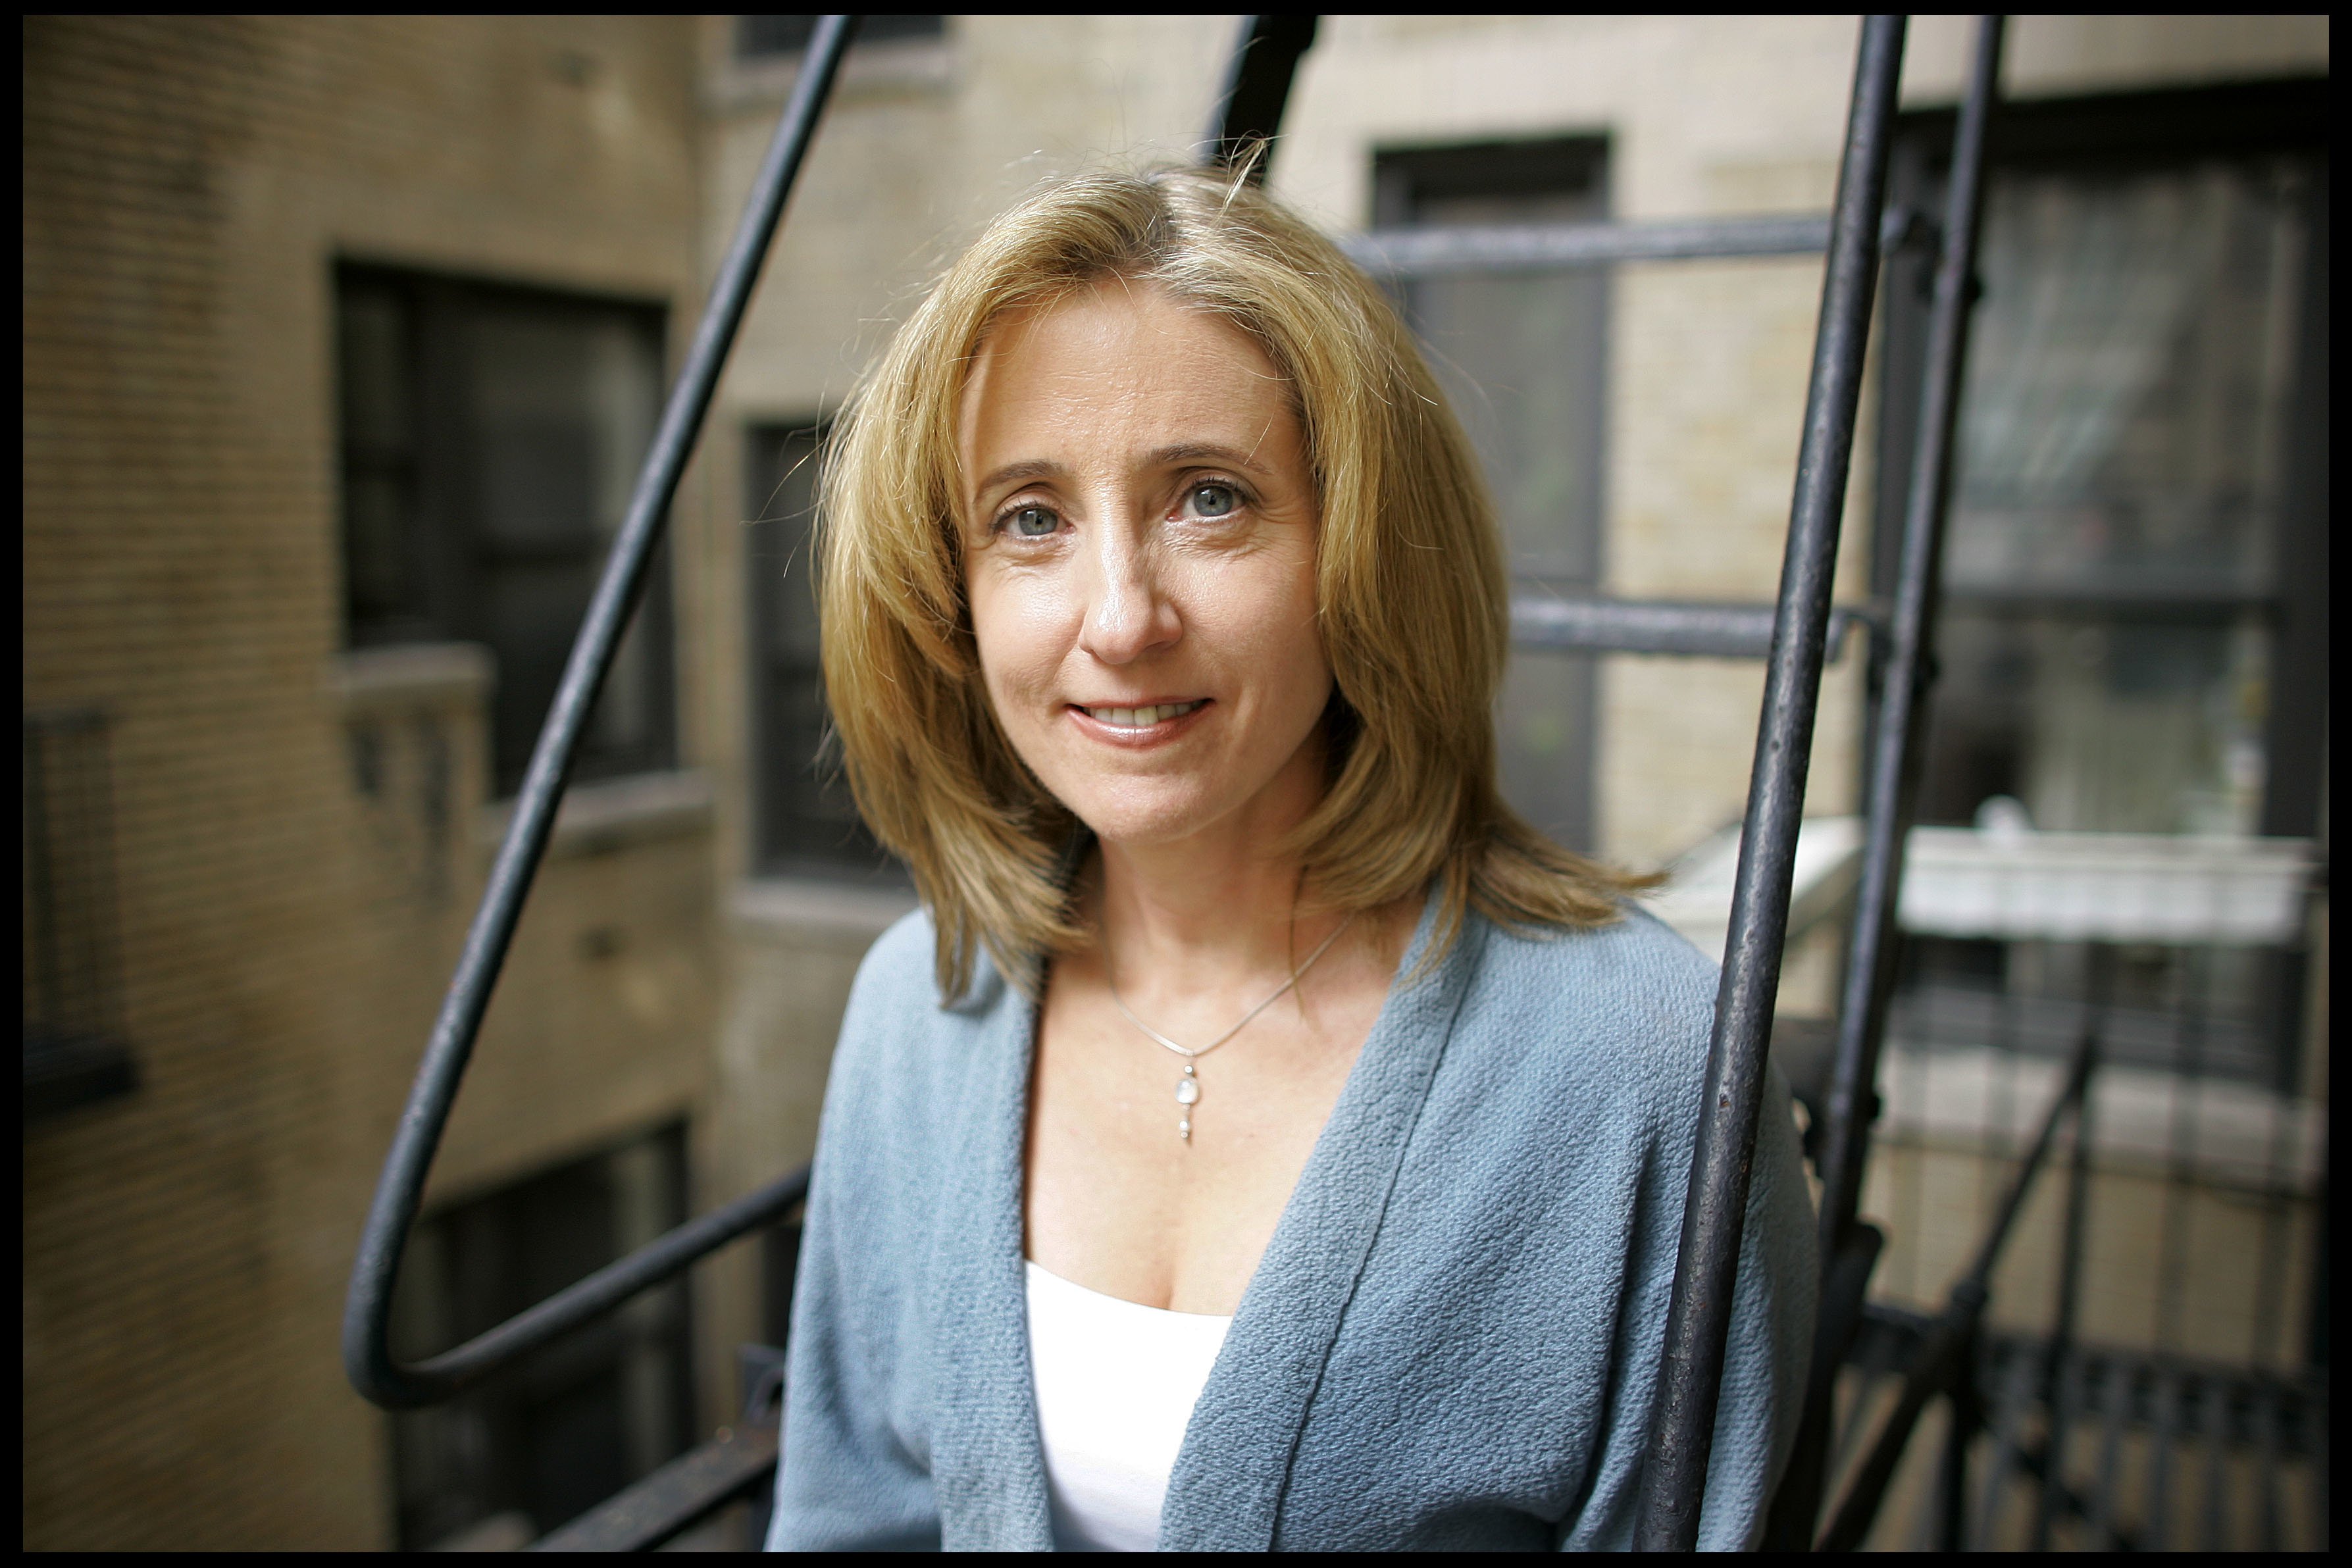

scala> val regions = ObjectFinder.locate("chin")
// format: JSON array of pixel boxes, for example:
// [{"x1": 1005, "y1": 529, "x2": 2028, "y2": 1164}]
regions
[{"x1": 1061, "y1": 782, "x2": 1231, "y2": 850}]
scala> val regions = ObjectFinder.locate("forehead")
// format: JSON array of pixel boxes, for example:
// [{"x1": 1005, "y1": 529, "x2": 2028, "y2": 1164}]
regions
[{"x1": 959, "y1": 282, "x2": 1294, "y2": 462}]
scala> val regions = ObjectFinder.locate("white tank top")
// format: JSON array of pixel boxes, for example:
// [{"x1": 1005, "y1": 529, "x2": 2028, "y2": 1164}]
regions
[{"x1": 1024, "y1": 1260, "x2": 1235, "y2": 1552}]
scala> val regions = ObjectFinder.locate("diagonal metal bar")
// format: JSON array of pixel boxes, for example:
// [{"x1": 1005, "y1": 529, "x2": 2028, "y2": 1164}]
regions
[
  {"x1": 341, "y1": 16, "x2": 857, "y2": 1411},
  {"x1": 2033, "y1": 946, "x2": 2107, "y2": 1548},
  {"x1": 1811, "y1": 8, "x2": 2005, "y2": 1328},
  {"x1": 1629, "y1": 15, "x2": 1907, "y2": 1550},
  {"x1": 526, "y1": 1416, "x2": 782, "y2": 1552},
  {"x1": 1815, "y1": 1015, "x2": 2099, "y2": 1551},
  {"x1": 1202, "y1": 14, "x2": 1319, "y2": 179},
  {"x1": 1766, "y1": 16, "x2": 2007, "y2": 1549}
]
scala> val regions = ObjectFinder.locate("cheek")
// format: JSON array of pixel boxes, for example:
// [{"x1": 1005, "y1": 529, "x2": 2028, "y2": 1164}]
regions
[
  {"x1": 967, "y1": 569, "x2": 1071, "y2": 708},
  {"x1": 1201, "y1": 555, "x2": 1328, "y2": 701}
]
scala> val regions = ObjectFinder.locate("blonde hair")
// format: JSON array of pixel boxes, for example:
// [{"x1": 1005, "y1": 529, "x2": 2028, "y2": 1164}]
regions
[{"x1": 819, "y1": 161, "x2": 1649, "y2": 999}]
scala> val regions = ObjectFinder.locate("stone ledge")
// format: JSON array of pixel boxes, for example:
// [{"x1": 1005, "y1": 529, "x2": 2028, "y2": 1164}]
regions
[
  {"x1": 474, "y1": 769, "x2": 715, "y2": 860},
  {"x1": 331, "y1": 642, "x2": 495, "y2": 710},
  {"x1": 732, "y1": 877, "x2": 918, "y2": 949},
  {"x1": 703, "y1": 33, "x2": 954, "y2": 115}
]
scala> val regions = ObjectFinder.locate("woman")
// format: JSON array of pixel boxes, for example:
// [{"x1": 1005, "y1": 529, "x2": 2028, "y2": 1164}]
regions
[{"x1": 765, "y1": 163, "x2": 1815, "y2": 1552}]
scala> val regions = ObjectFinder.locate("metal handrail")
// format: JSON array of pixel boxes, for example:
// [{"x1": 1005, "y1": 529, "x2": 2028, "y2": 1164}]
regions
[
  {"x1": 1630, "y1": 15, "x2": 1908, "y2": 1550},
  {"x1": 1342, "y1": 205, "x2": 1934, "y2": 278},
  {"x1": 1510, "y1": 594, "x2": 1882, "y2": 662},
  {"x1": 341, "y1": 16, "x2": 857, "y2": 1413},
  {"x1": 1204, "y1": 15, "x2": 1319, "y2": 176},
  {"x1": 1764, "y1": 14, "x2": 2007, "y2": 1549},
  {"x1": 526, "y1": 1418, "x2": 784, "y2": 1552}
]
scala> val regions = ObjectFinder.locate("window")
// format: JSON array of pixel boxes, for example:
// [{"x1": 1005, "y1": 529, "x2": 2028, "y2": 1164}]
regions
[
  {"x1": 387, "y1": 1122, "x2": 695, "y2": 1550},
  {"x1": 1881, "y1": 80, "x2": 2326, "y2": 841},
  {"x1": 735, "y1": 14, "x2": 945, "y2": 59},
  {"x1": 744, "y1": 422, "x2": 900, "y2": 880},
  {"x1": 1373, "y1": 138, "x2": 1610, "y2": 852},
  {"x1": 1878, "y1": 80, "x2": 2327, "y2": 1090},
  {"x1": 23, "y1": 709, "x2": 138, "y2": 1119},
  {"x1": 336, "y1": 266, "x2": 677, "y2": 797}
]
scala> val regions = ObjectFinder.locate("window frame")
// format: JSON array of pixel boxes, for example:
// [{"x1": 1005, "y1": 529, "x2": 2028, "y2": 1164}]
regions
[
  {"x1": 1370, "y1": 134, "x2": 1613, "y2": 854},
  {"x1": 1872, "y1": 76, "x2": 2328, "y2": 841},
  {"x1": 742, "y1": 417, "x2": 905, "y2": 884},
  {"x1": 332, "y1": 261, "x2": 681, "y2": 798},
  {"x1": 1872, "y1": 77, "x2": 2329, "y2": 1102}
]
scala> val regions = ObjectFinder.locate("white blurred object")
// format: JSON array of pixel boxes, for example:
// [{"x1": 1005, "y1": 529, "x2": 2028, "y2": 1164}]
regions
[
  {"x1": 1899, "y1": 828, "x2": 2313, "y2": 945},
  {"x1": 1972, "y1": 794, "x2": 2032, "y2": 840},
  {"x1": 1650, "y1": 817, "x2": 1864, "y2": 965}
]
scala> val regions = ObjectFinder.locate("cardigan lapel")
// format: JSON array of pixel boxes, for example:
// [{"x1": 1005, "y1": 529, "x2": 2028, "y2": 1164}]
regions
[
  {"x1": 1158, "y1": 893, "x2": 1485, "y2": 1551},
  {"x1": 923, "y1": 963, "x2": 1056, "y2": 1551}
]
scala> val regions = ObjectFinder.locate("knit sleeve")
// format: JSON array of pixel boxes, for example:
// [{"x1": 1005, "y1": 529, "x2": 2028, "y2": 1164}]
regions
[
  {"x1": 1558, "y1": 1053, "x2": 1820, "y2": 1552},
  {"x1": 765, "y1": 916, "x2": 946, "y2": 1552}
]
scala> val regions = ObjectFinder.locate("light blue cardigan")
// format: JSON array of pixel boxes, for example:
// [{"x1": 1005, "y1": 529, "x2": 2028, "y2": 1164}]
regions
[{"x1": 767, "y1": 890, "x2": 1817, "y2": 1551}]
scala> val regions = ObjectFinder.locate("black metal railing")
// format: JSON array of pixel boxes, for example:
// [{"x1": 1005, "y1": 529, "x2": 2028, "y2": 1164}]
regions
[
  {"x1": 1761, "y1": 14, "x2": 2007, "y2": 1548},
  {"x1": 1629, "y1": 17, "x2": 1909, "y2": 1548},
  {"x1": 1810, "y1": 911, "x2": 2329, "y2": 1549},
  {"x1": 342, "y1": 13, "x2": 857, "y2": 1419}
]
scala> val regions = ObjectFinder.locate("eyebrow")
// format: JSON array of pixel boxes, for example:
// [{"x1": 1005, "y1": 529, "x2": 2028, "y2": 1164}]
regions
[{"x1": 971, "y1": 443, "x2": 1276, "y2": 501}]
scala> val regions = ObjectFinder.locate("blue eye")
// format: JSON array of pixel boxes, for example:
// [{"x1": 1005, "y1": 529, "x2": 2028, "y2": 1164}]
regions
[
  {"x1": 1191, "y1": 484, "x2": 1238, "y2": 518},
  {"x1": 1008, "y1": 505, "x2": 1058, "y2": 537}
]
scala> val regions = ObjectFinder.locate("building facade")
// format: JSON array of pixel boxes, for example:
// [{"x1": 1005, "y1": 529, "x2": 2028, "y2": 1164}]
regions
[{"x1": 24, "y1": 14, "x2": 2328, "y2": 1550}]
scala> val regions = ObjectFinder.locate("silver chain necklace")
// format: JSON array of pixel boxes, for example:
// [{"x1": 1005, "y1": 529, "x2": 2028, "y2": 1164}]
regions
[{"x1": 1107, "y1": 913, "x2": 1356, "y2": 1144}]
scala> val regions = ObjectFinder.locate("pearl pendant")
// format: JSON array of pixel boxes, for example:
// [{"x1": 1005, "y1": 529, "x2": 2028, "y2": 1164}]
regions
[{"x1": 1177, "y1": 1063, "x2": 1198, "y2": 1142}]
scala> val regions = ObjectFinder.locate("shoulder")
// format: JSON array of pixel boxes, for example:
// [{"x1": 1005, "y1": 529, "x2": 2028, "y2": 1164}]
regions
[
  {"x1": 1448, "y1": 901, "x2": 1720, "y2": 1125},
  {"x1": 824, "y1": 907, "x2": 1021, "y2": 1149}
]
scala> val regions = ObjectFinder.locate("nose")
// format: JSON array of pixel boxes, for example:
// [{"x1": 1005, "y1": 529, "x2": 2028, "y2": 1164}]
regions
[{"x1": 1076, "y1": 524, "x2": 1181, "y2": 667}]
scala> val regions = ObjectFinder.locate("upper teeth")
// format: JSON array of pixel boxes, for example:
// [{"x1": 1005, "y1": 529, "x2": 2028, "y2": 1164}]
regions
[{"x1": 1087, "y1": 701, "x2": 1200, "y2": 728}]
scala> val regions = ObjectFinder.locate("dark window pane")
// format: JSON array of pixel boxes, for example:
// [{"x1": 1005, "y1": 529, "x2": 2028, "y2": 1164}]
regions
[
  {"x1": 1913, "y1": 155, "x2": 2315, "y2": 836},
  {"x1": 334, "y1": 266, "x2": 676, "y2": 794},
  {"x1": 746, "y1": 422, "x2": 901, "y2": 880},
  {"x1": 1877, "y1": 88, "x2": 2324, "y2": 1098},
  {"x1": 338, "y1": 284, "x2": 430, "y2": 641},
  {"x1": 388, "y1": 1123, "x2": 694, "y2": 1549},
  {"x1": 1951, "y1": 165, "x2": 2300, "y2": 602},
  {"x1": 1375, "y1": 138, "x2": 1608, "y2": 853},
  {"x1": 23, "y1": 709, "x2": 139, "y2": 1119}
]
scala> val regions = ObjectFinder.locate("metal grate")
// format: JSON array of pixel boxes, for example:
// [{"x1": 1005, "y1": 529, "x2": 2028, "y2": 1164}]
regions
[{"x1": 338, "y1": 12, "x2": 2126, "y2": 1553}]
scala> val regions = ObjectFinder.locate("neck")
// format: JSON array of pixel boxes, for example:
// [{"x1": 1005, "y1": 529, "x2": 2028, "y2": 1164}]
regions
[
  {"x1": 1088, "y1": 747, "x2": 1339, "y2": 994},
  {"x1": 1094, "y1": 838, "x2": 1317, "y2": 986}
]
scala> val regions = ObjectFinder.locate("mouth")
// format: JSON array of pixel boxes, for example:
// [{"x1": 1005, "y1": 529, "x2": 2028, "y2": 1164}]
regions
[{"x1": 1066, "y1": 698, "x2": 1210, "y2": 740}]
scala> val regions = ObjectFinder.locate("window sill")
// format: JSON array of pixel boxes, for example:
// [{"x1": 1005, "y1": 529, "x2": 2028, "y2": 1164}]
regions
[
  {"x1": 474, "y1": 770, "x2": 714, "y2": 861},
  {"x1": 330, "y1": 642, "x2": 496, "y2": 711},
  {"x1": 733, "y1": 876, "x2": 919, "y2": 949},
  {"x1": 704, "y1": 34, "x2": 955, "y2": 116},
  {"x1": 1648, "y1": 816, "x2": 1865, "y2": 963}
]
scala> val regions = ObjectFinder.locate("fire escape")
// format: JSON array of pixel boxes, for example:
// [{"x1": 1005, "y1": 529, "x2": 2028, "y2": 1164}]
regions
[{"x1": 342, "y1": 14, "x2": 2328, "y2": 1550}]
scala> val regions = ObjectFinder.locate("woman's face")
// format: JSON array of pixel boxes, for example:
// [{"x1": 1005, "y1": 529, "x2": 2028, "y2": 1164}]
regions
[{"x1": 959, "y1": 282, "x2": 1331, "y2": 853}]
